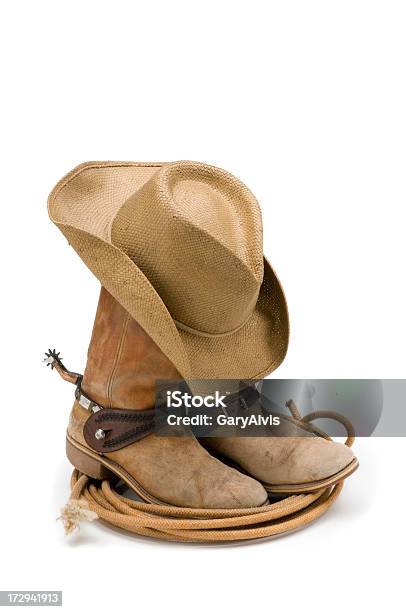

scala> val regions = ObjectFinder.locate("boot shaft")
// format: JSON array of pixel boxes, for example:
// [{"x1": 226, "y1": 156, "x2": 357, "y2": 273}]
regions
[{"x1": 82, "y1": 287, "x2": 179, "y2": 410}]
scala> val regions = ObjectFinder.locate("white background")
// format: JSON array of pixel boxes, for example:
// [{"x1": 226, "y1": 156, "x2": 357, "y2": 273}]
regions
[{"x1": 1, "y1": 1, "x2": 405, "y2": 610}]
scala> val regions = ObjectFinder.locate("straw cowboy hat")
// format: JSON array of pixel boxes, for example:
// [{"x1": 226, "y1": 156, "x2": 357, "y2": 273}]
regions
[{"x1": 48, "y1": 161, "x2": 289, "y2": 379}]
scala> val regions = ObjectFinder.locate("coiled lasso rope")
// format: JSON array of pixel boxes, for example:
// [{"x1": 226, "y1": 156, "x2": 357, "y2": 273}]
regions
[{"x1": 59, "y1": 402, "x2": 355, "y2": 542}]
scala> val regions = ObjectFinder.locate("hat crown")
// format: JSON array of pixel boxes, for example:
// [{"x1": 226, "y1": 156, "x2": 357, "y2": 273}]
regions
[{"x1": 111, "y1": 161, "x2": 264, "y2": 336}]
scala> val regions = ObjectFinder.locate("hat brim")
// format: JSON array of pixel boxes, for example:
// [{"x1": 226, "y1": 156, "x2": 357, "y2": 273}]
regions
[{"x1": 48, "y1": 161, "x2": 289, "y2": 379}]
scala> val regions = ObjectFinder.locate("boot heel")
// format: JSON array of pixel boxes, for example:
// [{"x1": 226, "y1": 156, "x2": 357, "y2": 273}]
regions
[{"x1": 66, "y1": 438, "x2": 114, "y2": 480}]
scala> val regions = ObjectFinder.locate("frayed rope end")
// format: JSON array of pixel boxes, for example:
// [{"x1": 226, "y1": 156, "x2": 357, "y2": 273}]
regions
[{"x1": 58, "y1": 499, "x2": 98, "y2": 535}]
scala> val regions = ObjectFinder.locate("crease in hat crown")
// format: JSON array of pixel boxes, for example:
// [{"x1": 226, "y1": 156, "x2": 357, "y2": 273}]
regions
[{"x1": 111, "y1": 161, "x2": 265, "y2": 337}]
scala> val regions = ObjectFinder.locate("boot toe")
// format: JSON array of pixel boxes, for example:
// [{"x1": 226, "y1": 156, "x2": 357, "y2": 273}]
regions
[
  {"x1": 222, "y1": 471, "x2": 269, "y2": 508},
  {"x1": 296, "y1": 438, "x2": 355, "y2": 483}
]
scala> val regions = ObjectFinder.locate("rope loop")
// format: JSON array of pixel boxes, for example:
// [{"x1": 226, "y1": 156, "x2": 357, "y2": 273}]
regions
[{"x1": 300, "y1": 411, "x2": 355, "y2": 447}]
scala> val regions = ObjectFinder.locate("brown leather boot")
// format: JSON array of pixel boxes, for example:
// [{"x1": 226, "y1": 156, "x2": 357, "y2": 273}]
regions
[
  {"x1": 202, "y1": 428, "x2": 358, "y2": 494},
  {"x1": 198, "y1": 391, "x2": 358, "y2": 494},
  {"x1": 66, "y1": 287, "x2": 268, "y2": 508}
]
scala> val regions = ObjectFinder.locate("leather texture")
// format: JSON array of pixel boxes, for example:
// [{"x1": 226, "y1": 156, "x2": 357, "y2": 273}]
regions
[
  {"x1": 81, "y1": 286, "x2": 180, "y2": 409},
  {"x1": 202, "y1": 415, "x2": 355, "y2": 486},
  {"x1": 68, "y1": 287, "x2": 268, "y2": 509}
]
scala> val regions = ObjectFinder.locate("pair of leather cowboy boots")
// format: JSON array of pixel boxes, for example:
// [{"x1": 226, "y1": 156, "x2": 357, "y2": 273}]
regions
[{"x1": 65, "y1": 287, "x2": 357, "y2": 509}]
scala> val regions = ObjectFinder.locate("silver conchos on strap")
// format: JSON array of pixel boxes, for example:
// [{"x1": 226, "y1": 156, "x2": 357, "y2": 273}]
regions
[{"x1": 76, "y1": 391, "x2": 102, "y2": 414}]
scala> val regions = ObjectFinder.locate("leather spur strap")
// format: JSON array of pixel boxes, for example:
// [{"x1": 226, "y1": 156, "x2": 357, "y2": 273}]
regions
[
  {"x1": 83, "y1": 385, "x2": 261, "y2": 452},
  {"x1": 43, "y1": 349, "x2": 262, "y2": 453},
  {"x1": 83, "y1": 407, "x2": 155, "y2": 453},
  {"x1": 223, "y1": 384, "x2": 260, "y2": 415}
]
